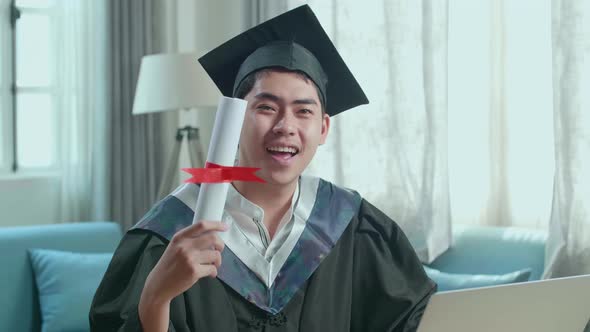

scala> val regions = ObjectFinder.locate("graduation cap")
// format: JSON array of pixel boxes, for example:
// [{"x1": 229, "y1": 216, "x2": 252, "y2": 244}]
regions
[{"x1": 198, "y1": 4, "x2": 369, "y2": 117}]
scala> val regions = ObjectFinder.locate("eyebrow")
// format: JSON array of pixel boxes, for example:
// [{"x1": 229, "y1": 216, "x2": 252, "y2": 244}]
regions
[{"x1": 253, "y1": 92, "x2": 318, "y2": 106}]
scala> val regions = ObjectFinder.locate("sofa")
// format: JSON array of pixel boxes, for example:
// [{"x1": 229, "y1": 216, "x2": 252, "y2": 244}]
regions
[
  {"x1": 0, "y1": 222, "x2": 122, "y2": 332},
  {"x1": 0, "y1": 221, "x2": 546, "y2": 331},
  {"x1": 427, "y1": 224, "x2": 548, "y2": 289}
]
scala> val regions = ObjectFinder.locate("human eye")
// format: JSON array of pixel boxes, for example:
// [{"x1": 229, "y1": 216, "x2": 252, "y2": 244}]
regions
[
  {"x1": 256, "y1": 104, "x2": 276, "y2": 112},
  {"x1": 298, "y1": 108, "x2": 314, "y2": 115}
]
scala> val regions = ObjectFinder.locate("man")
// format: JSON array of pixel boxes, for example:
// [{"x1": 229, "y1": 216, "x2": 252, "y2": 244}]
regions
[{"x1": 90, "y1": 5, "x2": 436, "y2": 331}]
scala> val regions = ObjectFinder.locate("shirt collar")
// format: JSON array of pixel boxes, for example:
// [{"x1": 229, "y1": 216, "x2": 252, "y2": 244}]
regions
[
  {"x1": 218, "y1": 176, "x2": 318, "y2": 288},
  {"x1": 225, "y1": 179, "x2": 300, "y2": 227},
  {"x1": 168, "y1": 176, "x2": 320, "y2": 288}
]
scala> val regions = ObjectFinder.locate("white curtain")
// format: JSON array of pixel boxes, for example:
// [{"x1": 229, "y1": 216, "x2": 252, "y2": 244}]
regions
[
  {"x1": 544, "y1": 0, "x2": 590, "y2": 278},
  {"x1": 264, "y1": 0, "x2": 453, "y2": 263},
  {"x1": 448, "y1": 0, "x2": 555, "y2": 230},
  {"x1": 448, "y1": 0, "x2": 590, "y2": 277},
  {"x1": 254, "y1": 0, "x2": 590, "y2": 271},
  {"x1": 55, "y1": 1, "x2": 109, "y2": 222}
]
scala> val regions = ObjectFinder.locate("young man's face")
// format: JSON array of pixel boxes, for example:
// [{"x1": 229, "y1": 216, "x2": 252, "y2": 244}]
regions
[{"x1": 239, "y1": 70, "x2": 330, "y2": 187}]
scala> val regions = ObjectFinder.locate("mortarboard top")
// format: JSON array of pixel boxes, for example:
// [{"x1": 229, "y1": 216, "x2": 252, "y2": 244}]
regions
[{"x1": 198, "y1": 4, "x2": 369, "y2": 117}]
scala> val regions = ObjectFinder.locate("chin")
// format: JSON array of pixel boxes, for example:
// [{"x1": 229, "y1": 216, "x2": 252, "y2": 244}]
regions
[{"x1": 261, "y1": 169, "x2": 301, "y2": 187}]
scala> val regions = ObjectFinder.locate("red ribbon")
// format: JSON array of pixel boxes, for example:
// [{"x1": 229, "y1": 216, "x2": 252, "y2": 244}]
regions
[{"x1": 182, "y1": 162, "x2": 265, "y2": 184}]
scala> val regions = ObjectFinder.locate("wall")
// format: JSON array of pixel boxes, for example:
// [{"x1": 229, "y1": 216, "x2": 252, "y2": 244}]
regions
[{"x1": 0, "y1": 174, "x2": 60, "y2": 227}]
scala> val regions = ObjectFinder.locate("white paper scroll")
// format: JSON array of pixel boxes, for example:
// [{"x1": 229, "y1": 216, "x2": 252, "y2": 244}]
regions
[{"x1": 192, "y1": 97, "x2": 248, "y2": 224}]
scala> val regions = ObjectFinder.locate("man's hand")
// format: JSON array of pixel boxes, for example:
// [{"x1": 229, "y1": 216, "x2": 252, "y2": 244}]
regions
[{"x1": 139, "y1": 221, "x2": 228, "y2": 331}]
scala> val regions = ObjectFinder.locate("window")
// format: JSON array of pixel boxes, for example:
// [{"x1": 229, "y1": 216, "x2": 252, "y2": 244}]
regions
[{"x1": 1, "y1": 0, "x2": 58, "y2": 173}]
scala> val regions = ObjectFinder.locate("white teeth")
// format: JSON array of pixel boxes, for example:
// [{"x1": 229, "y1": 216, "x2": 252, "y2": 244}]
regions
[{"x1": 267, "y1": 146, "x2": 298, "y2": 154}]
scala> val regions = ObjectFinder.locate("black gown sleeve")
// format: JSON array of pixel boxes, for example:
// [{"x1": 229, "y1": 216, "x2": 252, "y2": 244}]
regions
[
  {"x1": 351, "y1": 199, "x2": 437, "y2": 332},
  {"x1": 89, "y1": 230, "x2": 189, "y2": 332}
]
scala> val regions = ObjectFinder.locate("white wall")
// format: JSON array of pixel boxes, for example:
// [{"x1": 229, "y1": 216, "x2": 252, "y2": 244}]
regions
[{"x1": 0, "y1": 174, "x2": 60, "y2": 227}]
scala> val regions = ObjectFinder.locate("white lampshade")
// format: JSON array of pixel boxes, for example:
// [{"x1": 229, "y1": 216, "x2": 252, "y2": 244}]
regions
[{"x1": 132, "y1": 52, "x2": 221, "y2": 115}]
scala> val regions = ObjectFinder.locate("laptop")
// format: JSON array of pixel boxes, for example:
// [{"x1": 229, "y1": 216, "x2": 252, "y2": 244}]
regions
[{"x1": 417, "y1": 274, "x2": 590, "y2": 332}]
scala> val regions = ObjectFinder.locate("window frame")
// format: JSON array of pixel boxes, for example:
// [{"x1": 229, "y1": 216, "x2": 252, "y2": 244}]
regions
[
  {"x1": 1, "y1": 0, "x2": 60, "y2": 174},
  {"x1": 0, "y1": 0, "x2": 16, "y2": 173}
]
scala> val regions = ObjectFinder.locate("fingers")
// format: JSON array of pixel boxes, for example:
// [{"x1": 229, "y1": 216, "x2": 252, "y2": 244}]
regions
[
  {"x1": 191, "y1": 232, "x2": 225, "y2": 252},
  {"x1": 196, "y1": 250, "x2": 222, "y2": 268},
  {"x1": 177, "y1": 220, "x2": 229, "y2": 238},
  {"x1": 193, "y1": 251, "x2": 221, "y2": 279},
  {"x1": 199, "y1": 264, "x2": 218, "y2": 279},
  {"x1": 166, "y1": 221, "x2": 226, "y2": 282}
]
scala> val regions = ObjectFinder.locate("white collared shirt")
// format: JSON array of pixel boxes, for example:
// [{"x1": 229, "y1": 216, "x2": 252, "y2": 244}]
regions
[
  {"x1": 224, "y1": 180, "x2": 300, "y2": 261},
  {"x1": 171, "y1": 176, "x2": 320, "y2": 288}
]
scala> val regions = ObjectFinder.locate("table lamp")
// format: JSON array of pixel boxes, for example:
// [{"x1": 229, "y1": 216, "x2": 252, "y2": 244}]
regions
[{"x1": 132, "y1": 52, "x2": 220, "y2": 200}]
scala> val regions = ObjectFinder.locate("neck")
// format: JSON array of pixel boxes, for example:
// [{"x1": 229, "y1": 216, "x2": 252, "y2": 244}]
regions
[
  {"x1": 232, "y1": 179, "x2": 297, "y2": 213},
  {"x1": 233, "y1": 177, "x2": 298, "y2": 240}
]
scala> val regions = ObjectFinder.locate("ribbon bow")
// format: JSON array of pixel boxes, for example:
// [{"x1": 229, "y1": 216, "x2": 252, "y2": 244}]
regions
[{"x1": 182, "y1": 162, "x2": 265, "y2": 184}]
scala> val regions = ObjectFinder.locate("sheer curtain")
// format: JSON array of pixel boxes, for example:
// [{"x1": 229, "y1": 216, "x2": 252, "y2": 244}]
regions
[
  {"x1": 448, "y1": 0, "x2": 555, "y2": 230},
  {"x1": 55, "y1": 0, "x2": 173, "y2": 228},
  {"x1": 253, "y1": 0, "x2": 590, "y2": 271},
  {"x1": 448, "y1": 0, "x2": 590, "y2": 277},
  {"x1": 55, "y1": 0, "x2": 109, "y2": 222},
  {"x1": 545, "y1": 0, "x2": 590, "y2": 277},
  {"x1": 264, "y1": 0, "x2": 452, "y2": 263}
]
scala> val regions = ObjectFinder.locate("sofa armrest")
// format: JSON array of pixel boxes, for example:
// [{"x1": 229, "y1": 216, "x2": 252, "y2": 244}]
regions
[{"x1": 428, "y1": 224, "x2": 547, "y2": 280}]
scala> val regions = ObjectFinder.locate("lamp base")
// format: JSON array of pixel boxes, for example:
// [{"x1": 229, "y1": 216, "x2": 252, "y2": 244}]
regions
[{"x1": 157, "y1": 126, "x2": 204, "y2": 200}]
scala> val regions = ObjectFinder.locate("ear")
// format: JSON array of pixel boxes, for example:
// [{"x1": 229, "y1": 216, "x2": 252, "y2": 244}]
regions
[{"x1": 319, "y1": 113, "x2": 330, "y2": 145}]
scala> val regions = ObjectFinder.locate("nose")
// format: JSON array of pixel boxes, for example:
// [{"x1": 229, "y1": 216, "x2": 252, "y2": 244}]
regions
[{"x1": 272, "y1": 113, "x2": 296, "y2": 136}]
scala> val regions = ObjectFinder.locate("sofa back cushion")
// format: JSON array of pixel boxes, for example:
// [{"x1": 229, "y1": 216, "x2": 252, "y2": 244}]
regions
[
  {"x1": 0, "y1": 222, "x2": 122, "y2": 332},
  {"x1": 429, "y1": 224, "x2": 547, "y2": 280}
]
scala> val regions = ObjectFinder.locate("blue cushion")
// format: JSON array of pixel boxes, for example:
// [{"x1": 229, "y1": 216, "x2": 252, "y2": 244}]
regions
[
  {"x1": 0, "y1": 222, "x2": 121, "y2": 332},
  {"x1": 28, "y1": 249, "x2": 113, "y2": 332},
  {"x1": 424, "y1": 265, "x2": 532, "y2": 291}
]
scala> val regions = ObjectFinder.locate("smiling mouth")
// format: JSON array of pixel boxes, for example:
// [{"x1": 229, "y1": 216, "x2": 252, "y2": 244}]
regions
[{"x1": 266, "y1": 146, "x2": 299, "y2": 160}]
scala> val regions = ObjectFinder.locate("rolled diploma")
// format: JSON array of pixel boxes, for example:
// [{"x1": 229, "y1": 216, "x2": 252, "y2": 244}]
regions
[{"x1": 192, "y1": 97, "x2": 248, "y2": 224}]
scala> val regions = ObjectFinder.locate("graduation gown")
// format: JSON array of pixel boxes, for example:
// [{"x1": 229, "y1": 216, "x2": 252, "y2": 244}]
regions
[{"x1": 90, "y1": 177, "x2": 436, "y2": 331}]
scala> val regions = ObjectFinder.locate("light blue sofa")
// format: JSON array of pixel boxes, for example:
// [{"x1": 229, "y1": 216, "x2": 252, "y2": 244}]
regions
[
  {"x1": 0, "y1": 222, "x2": 122, "y2": 332},
  {"x1": 429, "y1": 224, "x2": 548, "y2": 282},
  {"x1": 0, "y1": 221, "x2": 545, "y2": 331}
]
